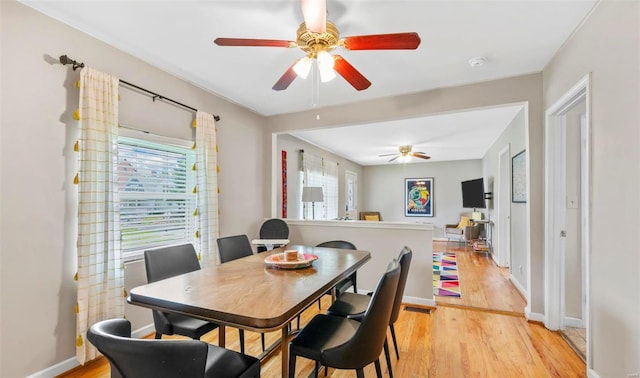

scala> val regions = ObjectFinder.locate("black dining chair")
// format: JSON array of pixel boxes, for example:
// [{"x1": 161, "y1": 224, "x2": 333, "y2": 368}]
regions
[
  {"x1": 255, "y1": 218, "x2": 289, "y2": 252},
  {"x1": 87, "y1": 318, "x2": 260, "y2": 378},
  {"x1": 144, "y1": 244, "x2": 219, "y2": 341},
  {"x1": 217, "y1": 234, "x2": 266, "y2": 353},
  {"x1": 315, "y1": 240, "x2": 358, "y2": 309},
  {"x1": 326, "y1": 246, "x2": 413, "y2": 378},
  {"x1": 288, "y1": 259, "x2": 401, "y2": 378}
]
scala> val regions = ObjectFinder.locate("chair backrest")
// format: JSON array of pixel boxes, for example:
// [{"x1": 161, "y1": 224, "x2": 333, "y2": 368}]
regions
[
  {"x1": 87, "y1": 318, "x2": 208, "y2": 378},
  {"x1": 144, "y1": 244, "x2": 200, "y2": 283},
  {"x1": 323, "y1": 259, "x2": 400, "y2": 369},
  {"x1": 259, "y1": 218, "x2": 289, "y2": 239},
  {"x1": 390, "y1": 246, "x2": 413, "y2": 325},
  {"x1": 315, "y1": 240, "x2": 357, "y2": 250},
  {"x1": 359, "y1": 211, "x2": 382, "y2": 221},
  {"x1": 217, "y1": 234, "x2": 253, "y2": 263}
]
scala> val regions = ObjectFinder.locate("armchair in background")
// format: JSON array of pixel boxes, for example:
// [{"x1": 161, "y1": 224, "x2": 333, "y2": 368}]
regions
[
  {"x1": 359, "y1": 211, "x2": 382, "y2": 221},
  {"x1": 445, "y1": 216, "x2": 481, "y2": 242}
]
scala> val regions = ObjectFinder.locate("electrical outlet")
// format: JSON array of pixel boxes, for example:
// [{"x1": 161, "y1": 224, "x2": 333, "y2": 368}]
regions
[{"x1": 519, "y1": 265, "x2": 523, "y2": 274}]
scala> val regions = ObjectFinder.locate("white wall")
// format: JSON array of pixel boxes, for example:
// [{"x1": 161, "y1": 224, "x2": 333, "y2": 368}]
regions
[
  {"x1": 276, "y1": 134, "x2": 364, "y2": 220},
  {"x1": 482, "y1": 108, "x2": 527, "y2": 289},
  {"x1": 543, "y1": 1, "x2": 640, "y2": 376},
  {"x1": 0, "y1": 1, "x2": 267, "y2": 376},
  {"x1": 362, "y1": 160, "x2": 483, "y2": 238}
]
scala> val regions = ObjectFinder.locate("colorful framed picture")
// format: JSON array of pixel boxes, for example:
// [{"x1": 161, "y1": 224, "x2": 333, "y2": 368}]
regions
[{"x1": 405, "y1": 178, "x2": 433, "y2": 217}]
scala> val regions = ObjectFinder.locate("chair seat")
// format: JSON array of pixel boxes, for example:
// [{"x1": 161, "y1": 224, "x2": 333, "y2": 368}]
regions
[
  {"x1": 165, "y1": 312, "x2": 218, "y2": 339},
  {"x1": 326, "y1": 292, "x2": 370, "y2": 319},
  {"x1": 445, "y1": 227, "x2": 463, "y2": 235},
  {"x1": 290, "y1": 314, "x2": 360, "y2": 366},
  {"x1": 205, "y1": 344, "x2": 261, "y2": 378}
]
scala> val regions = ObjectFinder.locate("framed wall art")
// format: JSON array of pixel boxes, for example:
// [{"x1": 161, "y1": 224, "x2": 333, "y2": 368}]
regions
[
  {"x1": 405, "y1": 177, "x2": 433, "y2": 217},
  {"x1": 512, "y1": 149, "x2": 527, "y2": 203}
]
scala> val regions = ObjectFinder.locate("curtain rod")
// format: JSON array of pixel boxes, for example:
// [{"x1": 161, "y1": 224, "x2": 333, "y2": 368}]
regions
[{"x1": 59, "y1": 55, "x2": 221, "y2": 122}]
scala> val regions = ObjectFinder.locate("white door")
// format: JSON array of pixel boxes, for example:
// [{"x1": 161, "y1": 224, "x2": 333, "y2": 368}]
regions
[
  {"x1": 345, "y1": 171, "x2": 357, "y2": 220},
  {"x1": 497, "y1": 145, "x2": 511, "y2": 268}
]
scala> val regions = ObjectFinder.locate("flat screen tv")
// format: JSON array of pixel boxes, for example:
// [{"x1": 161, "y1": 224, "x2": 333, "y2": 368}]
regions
[{"x1": 461, "y1": 178, "x2": 486, "y2": 209}]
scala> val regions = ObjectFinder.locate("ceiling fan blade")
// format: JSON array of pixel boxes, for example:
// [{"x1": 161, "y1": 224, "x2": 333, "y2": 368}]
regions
[
  {"x1": 301, "y1": 0, "x2": 326, "y2": 33},
  {"x1": 343, "y1": 32, "x2": 421, "y2": 50},
  {"x1": 379, "y1": 153, "x2": 399, "y2": 157},
  {"x1": 214, "y1": 38, "x2": 294, "y2": 48},
  {"x1": 333, "y1": 55, "x2": 371, "y2": 91},
  {"x1": 272, "y1": 63, "x2": 298, "y2": 91},
  {"x1": 412, "y1": 153, "x2": 431, "y2": 160},
  {"x1": 388, "y1": 155, "x2": 400, "y2": 162}
]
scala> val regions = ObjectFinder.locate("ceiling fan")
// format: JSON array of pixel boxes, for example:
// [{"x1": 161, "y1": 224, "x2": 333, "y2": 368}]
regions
[
  {"x1": 379, "y1": 145, "x2": 431, "y2": 162},
  {"x1": 213, "y1": 0, "x2": 421, "y2": 91}
]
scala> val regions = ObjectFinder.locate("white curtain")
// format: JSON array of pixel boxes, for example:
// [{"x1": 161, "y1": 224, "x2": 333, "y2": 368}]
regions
[
  {"x1": 75, "y1": 67, "x2": 123, "y2": 364},
  {"x1": 194, "y1": 111, "x2": 219, "y2": 267}
]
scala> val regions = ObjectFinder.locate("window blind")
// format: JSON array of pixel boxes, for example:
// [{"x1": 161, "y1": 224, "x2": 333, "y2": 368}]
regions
[{"x1": 118, "y1": 137, "x2": 196, "y2": 256}]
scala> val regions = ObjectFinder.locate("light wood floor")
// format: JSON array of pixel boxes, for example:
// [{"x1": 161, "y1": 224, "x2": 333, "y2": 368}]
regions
[{"x1": 61, "y1": 242, "x2": 585, "y2": 378}]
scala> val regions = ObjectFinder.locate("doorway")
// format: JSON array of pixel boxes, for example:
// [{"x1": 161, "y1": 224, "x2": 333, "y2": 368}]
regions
[
  {"x1": 544, "y1": 74, "x2": 591, "y2": 366},
  {"x1": 496, "y1": 145, "x2": 511, "y2": 268},
  {"x1": 345, "y1": 170, "x2": 357, "y2": 220}
]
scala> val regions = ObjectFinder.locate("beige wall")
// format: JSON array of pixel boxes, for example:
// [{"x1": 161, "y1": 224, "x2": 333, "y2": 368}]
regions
[
  {"x1": 0, "y1": 1, "x2": 267, "y2": 376},
  {"x1": 543, "y1": 1, "x2": 640, "y2": 376},
  {"x1": 362, "y1": 159, "x2": 483, "y2": 237}
]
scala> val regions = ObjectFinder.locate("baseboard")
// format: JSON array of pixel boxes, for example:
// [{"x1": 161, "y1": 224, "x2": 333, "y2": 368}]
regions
[
  {"x1": 403, "y1": 295, "x2": 437, "y2": 308},
  {"x1": 587, "y1": 368, "x2": 601, "y2": 378},
  {"x1": 509, "y1": 274, "x2": 528, "y2": 301},
  {"x1": 132, "y1": 323, "x2": 156, "y2": 339},
  {"x1": 526, "y1": 310, "x2": 545, "y2": 323},
  {"x1": 433, "y1": 237, "x2": 448, "y2": 242},
  {"x1": 28, "y1": 323, "x2": 155, "y2": 378},
  {"x1": 564, "y1": 316, "x2": 584, "y2": 328},
  {"x1": 27, "y1": 357, "x2": 79, "y2": 378}
]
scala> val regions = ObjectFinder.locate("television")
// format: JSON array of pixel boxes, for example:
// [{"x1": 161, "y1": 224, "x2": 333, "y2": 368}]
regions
[{"x1": 461, "y1": 178, "x2": 486, "y2": 209}]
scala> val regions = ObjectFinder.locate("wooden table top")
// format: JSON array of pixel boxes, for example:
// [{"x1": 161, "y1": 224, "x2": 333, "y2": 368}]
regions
[{"x1": 128, "y1": 245, "x2": 371, "y2": 332}]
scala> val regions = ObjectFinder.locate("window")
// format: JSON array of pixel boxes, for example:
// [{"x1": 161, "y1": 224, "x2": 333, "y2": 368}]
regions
[
  {"x1": 300, "y1": 152, "x2": 339, "y2": 220},
  {"x1": 117, "y1": 136, "x2": 196, "y2": 259}
]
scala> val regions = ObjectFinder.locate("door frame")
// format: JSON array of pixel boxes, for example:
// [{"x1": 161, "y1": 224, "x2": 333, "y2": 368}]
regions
[
  {"x1": 544, "y1": 74, "x2": 591, "y2": 366},
  {"x1": 495, "y1": 145, "x2": 511, "y2": 268},
  {"x1": 344, "y1": 170, "x2": 358, "y2": 220}
]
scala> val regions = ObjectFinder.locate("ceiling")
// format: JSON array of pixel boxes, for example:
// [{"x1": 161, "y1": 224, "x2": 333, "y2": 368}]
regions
[{"x1": 22, "y1": 0, "x2": 597, "y2": 165}]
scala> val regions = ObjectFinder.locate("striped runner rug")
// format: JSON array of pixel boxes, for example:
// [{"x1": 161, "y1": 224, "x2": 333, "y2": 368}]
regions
[{"x1": 433, "y1": 252, "x2": 461, "y2": 298}]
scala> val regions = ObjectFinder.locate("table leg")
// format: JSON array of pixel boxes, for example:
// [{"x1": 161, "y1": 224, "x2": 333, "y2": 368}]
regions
[
  {"x1": 281, "y1": 327, "x2": 289, "y2": 378},
  {"x1": 218, "y1": 325, "x2": 225, "y2": 347}
]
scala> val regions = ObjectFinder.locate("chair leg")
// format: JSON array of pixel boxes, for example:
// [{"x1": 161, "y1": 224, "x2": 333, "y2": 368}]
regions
[
  {"x1": 314, "y1": 361, "x2": 320, "y2": 378},
  {"x1": 238, "y1": 329, "x2": 245, "y2": 354},
  {"x1": 384, "y1": 337, "x2": 393, "y2": 378},
  {"x1": 356, "y1": 368, "x2": 365, "y2": 378},
  {"x1": 297, "y1": 315, "x2": 300, "y2": 330},
  {"x1": 390, "y1": 324, "x2": 400, "y2": 360},
  {"x1": 317, "y1": 298, "x2": 322, "y2": 310},
  {"x1": 261, "y1": 332, "x2": 266, "y2": 351},
  {"x1": 353, "y1": 273, "x2": 357, "y2": 294},
  {"x1": 374, "y1": 359, "x2": 382, "y2": 378},
  {"x1": 154, "y1": 332, "x2": 162, "y2": 339},
  {"x1": 288, "y1": 353, "x2": 297, "y2": 378}
]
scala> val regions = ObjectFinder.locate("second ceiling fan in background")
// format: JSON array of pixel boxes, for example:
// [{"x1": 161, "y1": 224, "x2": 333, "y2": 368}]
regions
[{"x1": 214, "y1": 0, "x2": 421, "y2": 91}]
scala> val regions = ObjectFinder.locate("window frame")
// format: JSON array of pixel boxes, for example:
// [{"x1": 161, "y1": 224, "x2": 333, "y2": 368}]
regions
[{"x1": 117, "y1": 128, "x2": 196, "y2": 262}]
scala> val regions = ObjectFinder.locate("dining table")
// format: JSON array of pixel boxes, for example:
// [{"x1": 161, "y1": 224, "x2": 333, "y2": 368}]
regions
[{"x1": 128, "y1": 244, "x2": 371, "y2": 378}]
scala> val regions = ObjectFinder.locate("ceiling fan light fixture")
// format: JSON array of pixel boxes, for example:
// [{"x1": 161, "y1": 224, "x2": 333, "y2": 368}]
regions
[
  {"x1": 317, "y1": 51, "x2": 336, "y2": 82},
  {"x1": 293, "y1": 56, "x2": 312, "y2": 79}
]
